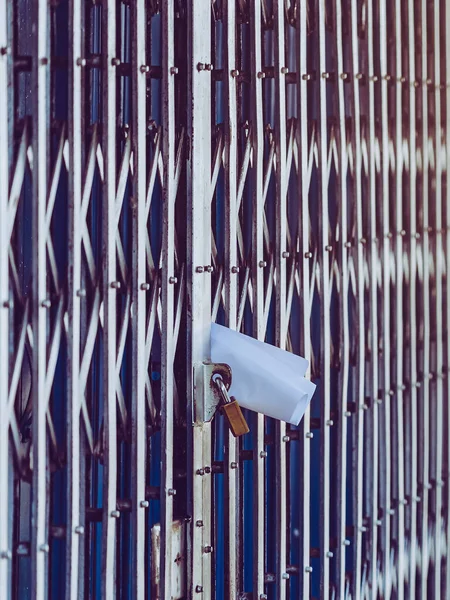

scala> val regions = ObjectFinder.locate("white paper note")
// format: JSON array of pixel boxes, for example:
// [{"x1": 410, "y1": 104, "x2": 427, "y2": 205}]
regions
[{"x1": 210, "y1": 323, "x2": 316, "y2": 425}]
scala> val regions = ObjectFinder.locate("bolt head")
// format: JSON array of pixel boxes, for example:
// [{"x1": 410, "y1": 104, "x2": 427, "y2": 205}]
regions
[
  {"x1": 140, "y1": 500, "x2": 149, "y2": 508},
  {"x1": 281, "y1": 66, "x2": 289, "y2": 74},
  {"x1": 75, "y1": 526, "x2": 84, "y2": 535},
  {"x1": 76, "y1": 57, "x2": 86, "y2": 67},
  {"x1": 231, "y1": 69, "x2": 240, "y2": 78},
  {"x1": 0, "y1": 550, "x2": 12, "y2": 560},
  {"x1": 196, "y1": 520, "x2": 204, "y2": 527},
  {"x1": 282, "y1": 435, "x2": 290, "y2": 442},
  {"x1": 168, "y1": 488, "x2": 176, "y2": 496},
  {"x1": 231, "y1": 266, "x2": 240, "y2": 274},
  {"x1": 196, "y1": 266, "x2": 205, "y2": 273},
  {"x1": 260, "y1": 451, "x2": 267, "y2": 458},
  {"x1": 111, "y1": 510, "x2": 120, "y2": 518},
  {"x1": 257, "y1": 71, "x2": 265, "y2": 79},
  {"x1": 195, "y1": 585, "x2": 203, "y2": 593},
  {"x1": 230, "y1": 462, "x2": 238, "y2": 469}
]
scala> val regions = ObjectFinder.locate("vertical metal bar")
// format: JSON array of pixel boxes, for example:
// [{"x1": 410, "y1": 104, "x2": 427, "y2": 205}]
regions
[
  {"x1": 366, "y1": 1, "x2": 379, "y2": 597},
  {"x1": 187, "y1": 0, "x2": 212, "y2": 595},
  {"x1": 445, "y1": 3, "x2": 450, "y2": 598},
  {"x1": 101, "y1": 1, "x2": 118, "y2": 595},
  {"x1": 31, "y1": 0, "x2": 50, "y2": 595},
  {"x1": 394, "y1": 1, "x2": 405, "y2": 597},
  {"x1": 250, "y1": 0, "x2": 266, "y2": 596},
  {"x1": 66, "y1": 0, "x2": 83, "y2": 596},
  {"x1": 274, "y1": 1, "x2": 288, "y2": 597},
  {"x1": 432, "y1": 2, "x2": 443, "y2": 596},
  {"x1": 296, "y1": 1, "x2": 312, "y2": 593},
  {"x1": 378, "y1": 0, "x2": 392, "y2": 594},
  {"x1": 318, "y1": 0, "x2": 331, "y2": 596},
  {"x1": 407, "y1": 0, "x2": 418, "y2": 595},
  {"x1": 161, "y1": 0, "x2": 175, "y2": 595},
  {"x1": 223, "y1": 0, "x2": 239, "y2": 595},
  {"x1": 335, "y1": 0, "x2": 351, "y2": 595},
  {"x1": 0, "y1": 0, "x2": 10, "y2": 593},
  {"x1": 419, "y1": 0, "x2": 431, "y2": 595},
  {"x1": 131, "y1": 0, "x2": 146, "y2": 596}
]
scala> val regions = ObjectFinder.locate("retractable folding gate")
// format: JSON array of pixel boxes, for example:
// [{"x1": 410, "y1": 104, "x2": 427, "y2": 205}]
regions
[{"x1": 0, "y1": 0, "x2": 449, "y2": 598}]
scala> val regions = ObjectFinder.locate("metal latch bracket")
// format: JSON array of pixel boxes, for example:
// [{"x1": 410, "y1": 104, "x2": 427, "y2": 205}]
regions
[{"x1": 193, "y1": 361, "x2": 232, "y2": 423}]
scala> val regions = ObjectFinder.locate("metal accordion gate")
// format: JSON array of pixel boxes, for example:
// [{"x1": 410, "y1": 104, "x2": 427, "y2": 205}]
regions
[{"x1": 0, "y1": 0, "x2": 449, "y2": 599}]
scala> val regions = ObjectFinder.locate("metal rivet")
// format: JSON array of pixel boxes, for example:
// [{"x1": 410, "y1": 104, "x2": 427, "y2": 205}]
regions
[
  {"x1": 414, "y1": 496, "x2": 421, "y2": 502},
  {"x1": 306, "y1": 432, "x2": 313, "y2": 439},
  {"x1": 204, "y1": 466, "x2": 211, "y2": 474},
  {"x1": 196, "y1": 266, "x2": 204, "y2": 273},
  {"x1": 322, "y1": 72, "x2": 330, "y2": 79},
  {"x1": 111, "y1": 58, "x2": 121, "y2": 66},
  {"x1": 376, "y1": 399, "x2": 383, "y2": 404},
  {"x1": 169, "y1": 277, "x2": 177, "y2": 284},
  {"x1": 197, "y1": 62, "x2": 205, "y2": 71},
  {"x1": 282, "y1": 251, "x2": 290, "y2": 258},
  {"x1": 196, "y1": 520, "x2": 204, "y2": 527},
  {"x1": 360, "y1": 526, "x2": 367, "y2": 532},
  {"x1": 388, "y1": 508, "x2": 395, "y2": 515},
  {"x1": 204, "y1": 265, "x2": 214, "y2": 273},
  {"x1": 259, "y1": 260, "x2": 267, "y2": 268},
  {"x1": 325, "y1": 245, "x2": 332, "y2": 252},
  {"x1": 168, "y1": 488, "x2": 176, "y2": 496},
  {"x1": 257, "y1": 71, "x2": 265, "y2": 79},
  {"x1": 74, "y1": 525, "x2": 84, "y2": 535},
  {"x1": 140, "y1": 500, "x2": 149, "y2": 508},
  {"x1": 345, "y1": 241, "x2": 352, "y2": 248},
  {"x1": 111, "y1": 510, "x2": 120, "y2": 518},
  {"x1": 197, "y1": 469, "x2": 205, "y2": 478},
  {"x1": 340, "y1": 73, "x2": 348, "y2": 80},
  {"x1": 356, "y1": 73, "x2": 363, "y2": 80},
  {"x1": 140, "y1": 283, "x2": 150, "y2": 291},
  {"x1": 400, "y1": 229, "x2": 406, "y2": 236},
  {"x1": 231, "y1": 69, "x2": 240, "y2": 78},
  {"x1": 343, "y1": 539, "x2": 350, "y2": 546},
  {"x1": 231, "y1": 266, "x2": 240, "y2": 274},
  {"x1": 41, "y1": 299, "x2": 51, "y2": 308},
  {"x1": 0, "y1": 47, "x2": 11, "y2": 56},
  {"x1": 414, "y1": 232, "x2": 421, "y2": 239},
  {"x1": 360, "y1": 238, "x2": 366, "y2": 244},
  {"x1": 260, "y1": 595, "x2": 268, "y2": 600},
  {"x1": 40, "y1": 57, "x2": 48, "y2": 65},
  {"x1": 40, "y1": 544, "x2": 50, "y2": 553},
  {"x1": 230, "y1": 462, "x2": 238, "y2": 469},
  {"x1": 384, "y1": 74, "x2": 391, "y2": 81},
  {"x1": 282, "y1": 435, "x2": 290, "y2": 442},
  {"x1": 110, "y1": 281, "x2": 121, "y2": 289},
  {"x1": 375, "y1": 519, "x2": 382, "y2": 526},
  {"x1": 344, "y1": 411, "x2": 351, "y2": 417},
  {"x1": 302, "y1": 73, "x2": 311, "y2": 81},
  {"x1": 170, "y1": 66, "x2": 178, "y2": 75},
  {"x1": 203, "y1": 545, "x2": 213, "y2": 553},
  {"x1": 326, "y1": 551, "x2": 333, "y2": 558},
  {"x1": 76, "y1": 289, "x2": 86, "y2": 297},
  {"x1": 281, "y1": 67, "x2": 289, "y2": 74},
  {"x1": 305, "y1": 566, "x2": 313, "y2": 573},
  {"x1": 326, "y1": 419, "x2": 333, "y2": 426},
  {"x1": 0, "y1": 550, "x2": 12, "y2": 560},
  {"x1": 76, "y1": 57, "x2": 86, "y2": 67},
  {"x1": 260, "y1": 451, "x2": 267, "y2": 458},
  {"x1": 425, "y1": 482, "x2": 432, "y2": 490},
  {"x1": 371, "y1": 75, "x2": 379, "y2": 82},
  {"x1": 140, "y1": 65, "x2": 150, "y2": 73},
  {"x1": 400, "y1": 498, "x2": 408, "y2": 505},
  {"x1": 304, "y1": 251, "x2": 313, "y2": 259},
  {"x1": 3, "y1": 300, "x2": 12, "y2": 309},
  {"x1": 205, "y1": 64, "x2": 214, "y2": 71},
  {"x1": 195, "y1": 586, "x2": 203, "y2": 593},
  {"x1": 282, "y1": 573, "x2": 290, "y2": 580}
]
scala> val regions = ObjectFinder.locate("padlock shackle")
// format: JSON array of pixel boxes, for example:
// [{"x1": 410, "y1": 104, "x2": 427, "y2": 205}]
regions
[{"x1": 213, "y1": 375, "x2": 232, "y2": 405}]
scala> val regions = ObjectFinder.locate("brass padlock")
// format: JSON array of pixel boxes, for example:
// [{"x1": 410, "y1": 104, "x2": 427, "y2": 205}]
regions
[
  {"x1": 222, "y1": 398, "x2": 250, "y2": 437},
  {"x1": 214, "y1": 376, "x2": 249, "y2": 437}
]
